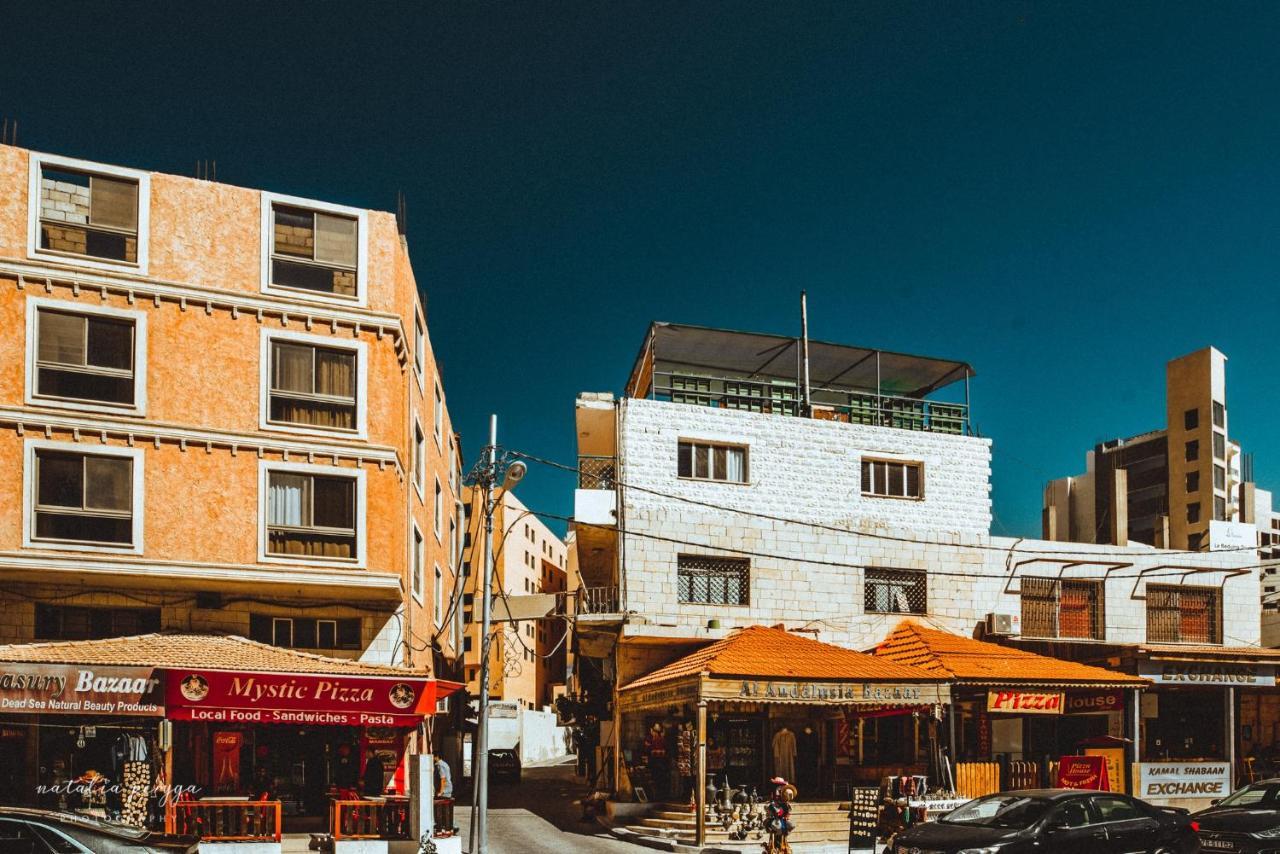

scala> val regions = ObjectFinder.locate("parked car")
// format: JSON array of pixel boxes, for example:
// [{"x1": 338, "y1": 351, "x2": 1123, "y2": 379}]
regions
[
  {"x1": 1194, "y1": 778, "x2": 1280, "y2": 852},
  {"x1": 888, "y1": 789, "x2": 1199, "y2": 854},
  {"x1": 489, "y1": 748, "x2": 522, "y2": 784},
  {"x1": 0, "y1": 808, "x2": 198, "y2": 853}
]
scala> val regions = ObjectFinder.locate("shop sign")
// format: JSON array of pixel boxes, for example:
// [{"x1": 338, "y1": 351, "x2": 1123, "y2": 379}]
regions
[
  {"x1": 713, "y1": 679, "x2": 946, "y2": 706},
  {"x1": 1056, "y1": 755, "x2": 1110, "y2": 791},
  {"x1": 0, "y1": 663, "x2": 163, "y2": 716},
  {"x1": 986, "y1": 690, "x2": 1063, "y2": 714},
  {"x1": 617, "y1": 681, "x2": 700, "y2": 712},
  {"x1": 1065, "y1": 689, "x2": 1125, "y2": 714},
  {"x1": 164, "y1": 669, "x2": 433, "y2": 726},
  {"x1": 1138, "y1": 661, "x2": 1276, "y2": 686},
  {"x1": 1135, "y1": 762, "x2": 1231, "y2": 800}
]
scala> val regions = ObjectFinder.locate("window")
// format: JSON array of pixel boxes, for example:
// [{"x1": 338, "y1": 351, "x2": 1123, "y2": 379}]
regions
[
  {"x1": 434, "y1": 384, "x2": 443, "y2": 446},
  {"x1": 677, "y1": 555, "x2": 749, "y2": 605},
  {"x1": 249, "y1": 614, "x2": 361, "y2": 649},
  {"x1": 677, "y1": 440, "x2": 748, "y2": 483},
  {"x1": 1090, "y1": 795, "x2": 1145, "y2": 823},
  {"x1": 864, "y1": 568, "x2": 927, "y2": 614},
  {"x1": 1147, "y1": 584, "x2": 1220, "y2": 644},
  {"x1": 35, "y1": 605, "x2": 160, "y2": 640},
  {"x1": 1188, "y1": 531, "x2": 1204, "y2": 551},
  {"x1": 268, "y1": 203, "x2": 359, "y2": 297},
  {"x1": 1021, "y1": 577, "x2": 1105, "y2": 640},
  {"x1": 33, "y1": 157, "x2": 145, "y2": 269},
  {"x1": 449, "y1": 517, "x2": 457, "y2": 571},
  {"x1": 1214, "y1": 465, "x2": 1226, "y2": 491},
  {"x1": 28, "y1": 301, "x2": 145, "y2": 412},
  {"x1": 265, "y1": 336, "x2": 360, "y2": 433},
  {"x1": 263, "y1": 463, "x2": 363, "y2": 563},
  {"x1": 1214, "y1": 496, "x2": 1227, "y2": 521},
  {"x1": 27, "y1": 443, "x2": 142, "y2": 550},
  {"x1": 1214, "y1": 432, "x2": 1226, "y2": 460},
  {"x1": 1187, "y1": 502, "x2": 1201, "y2": 524},
  {"x1": 1213, "y1": 401, "x2": 1225, "y2": 428},
  {"x1": 435, "y1": 565, "x2": 444, "y2": 626},
  {"x1": 1185, "y1": 440, "x2": 1199, "y2": 462},
  {"x1": 434, "y1": 479, "x2": 443, "y2": 540},
  {"x1": 464, "y1": 636, "x2": 473, "y2": 653},
  {"x1": 1185, "y1": 471, "x2": 1199, "y2": 493},
  {"x1": 413, "y1": 526, "x2": 424, "y2": 601},
  {"x1": 414, "y1": 314, "x2": 425, "y2": 377},
  {"x1": 1184, "y1": 408, "x2": 1199, "y2": 430},
  {"x1": 861, "y1": 458, "x2": 923, "y2": 499},
  {"x1": 413, "y1": 421, "x2": 426, "y2": 495}
]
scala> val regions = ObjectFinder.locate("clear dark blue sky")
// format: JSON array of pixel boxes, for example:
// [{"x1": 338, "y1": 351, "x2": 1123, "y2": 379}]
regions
[{"x1": 5, "y1": 2, "x2": 1280, "y2": 536}]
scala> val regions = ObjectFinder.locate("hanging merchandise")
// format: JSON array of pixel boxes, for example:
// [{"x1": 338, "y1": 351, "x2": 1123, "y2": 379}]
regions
[{"x1": 771, "y1": 726, "x2": 796, "y2": 783}]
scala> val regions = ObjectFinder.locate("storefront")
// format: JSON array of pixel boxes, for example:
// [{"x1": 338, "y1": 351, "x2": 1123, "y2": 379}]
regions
[
  {"x1": 615, "y1": 625, "x2": 950, "y2": 846},
  {"x1": 873, "y1": 621, "x2": 1148, "y2": 795},
  {"x1": 0, "y1": 633, "x2": 459, "y2": 834}
]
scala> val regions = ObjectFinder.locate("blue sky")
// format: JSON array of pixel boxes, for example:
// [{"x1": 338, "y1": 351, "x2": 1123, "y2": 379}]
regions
[{"x1": 5, "y1": 2, "x2": 1280, "y2": 535}]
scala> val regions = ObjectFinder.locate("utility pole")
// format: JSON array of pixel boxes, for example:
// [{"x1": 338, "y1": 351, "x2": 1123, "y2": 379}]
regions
[{"x1": 473, "y1": 415, "x2": 497, "y2": 854}]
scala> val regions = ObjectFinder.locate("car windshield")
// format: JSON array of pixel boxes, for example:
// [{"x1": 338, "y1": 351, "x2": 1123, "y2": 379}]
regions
[
  {"x1": 940, "y1": 795, "x2": 1052, "y2": 829},
  {"x1": 1218, "y1": 784, "x2": 1280, "y2": 808}
]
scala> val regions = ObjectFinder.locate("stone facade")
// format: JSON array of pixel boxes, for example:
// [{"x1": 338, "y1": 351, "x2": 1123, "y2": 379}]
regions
[{"x1": 613, "y1": 397, "x2": 1259, "y2": 650}]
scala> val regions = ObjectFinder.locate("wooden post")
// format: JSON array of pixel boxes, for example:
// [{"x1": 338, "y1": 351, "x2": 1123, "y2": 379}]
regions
[{"x1": 696, "y1": 699, "x2": 707, "y2": 848}]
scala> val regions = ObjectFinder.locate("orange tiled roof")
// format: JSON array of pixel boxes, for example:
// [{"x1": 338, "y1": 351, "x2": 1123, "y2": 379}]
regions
[
  {"x1": 874, "y1": 621, "x2": 1145, "y2": 687},
  {"x1": 0, "y1": 633, "x2": 427, "y2": 678},
  {"x1": 622, "y1": 625, "x2": 946, "y2": 692}
]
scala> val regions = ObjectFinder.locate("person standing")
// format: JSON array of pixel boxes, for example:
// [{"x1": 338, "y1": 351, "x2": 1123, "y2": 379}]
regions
[{"x1": 434, "y1": 756, "x2": 454, "y2": 836}]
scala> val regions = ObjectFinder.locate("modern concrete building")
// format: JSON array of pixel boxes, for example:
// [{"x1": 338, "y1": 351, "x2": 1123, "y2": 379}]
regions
[
  {"x1": 0, "y1": 144, "x2": 465, "y2": 817},
  {"x1": 570, "y1": 322, "x2": 1260, "y2": 812}
]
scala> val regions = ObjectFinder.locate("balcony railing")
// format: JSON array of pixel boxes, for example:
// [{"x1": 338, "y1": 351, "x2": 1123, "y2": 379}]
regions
[
  {"x1": 650, "y1": 371, "x2": 969, "y2": 435},
  {"x1": 578, "y1": 455, "x2": 617, "y2": 489},
  {"x1": 555, "y1": 587, "x2": 621, "y2": 616}
]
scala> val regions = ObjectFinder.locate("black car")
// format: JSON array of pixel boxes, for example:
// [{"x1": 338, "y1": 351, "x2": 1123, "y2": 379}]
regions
[
  {"x1": 1194, "y1": 778, "x2": 1280, "y2": 853},
  {"x1": 0, "y1": 808, "x2": 198, "y2": 853},
  {"x1": 489, "y1": 748, "x2": 522, "y2": 784},
  {"x1": 889, "y1": 789, "x2": 1199, "y2": 854}
]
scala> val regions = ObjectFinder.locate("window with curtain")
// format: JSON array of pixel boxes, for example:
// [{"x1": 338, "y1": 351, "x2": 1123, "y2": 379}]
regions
[
  {"x1": 864, "y1": 568, "x2": 927, "y2": 614},
  {"x1": 39, "y1": 166, "x2": 139, "y2": 263},
  {"x1": 676, "y1": 440, "x2": 748, "y2": 483},
  {"x1": 268, "y1": 340, "x2": 357, "y2": 431},
  {"x1": 35, "y1": 308, "x2": 137, "y2": 406},
  {"x1": 34, "y1": 449, "x2": 134, "y2": 545},
  {"x1": 861, "y1": 459, "x2": 923, "y2": 499},
  {"x1": 271, "y1": 204, "x2": 358, "y2": 297},
  {"x1": 266, "y1": 470, "x2": 357, "y2": 559}
]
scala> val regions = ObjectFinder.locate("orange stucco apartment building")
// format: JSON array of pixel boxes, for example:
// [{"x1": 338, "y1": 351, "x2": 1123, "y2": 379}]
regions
[{"x1": 0, "y1": 144, "x2": 466, "y2": 685}]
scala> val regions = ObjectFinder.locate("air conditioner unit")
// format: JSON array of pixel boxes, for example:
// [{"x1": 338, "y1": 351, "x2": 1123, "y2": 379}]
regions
[{"x1": 986, "y1": 613, "x2": 1021, "y2": 636}]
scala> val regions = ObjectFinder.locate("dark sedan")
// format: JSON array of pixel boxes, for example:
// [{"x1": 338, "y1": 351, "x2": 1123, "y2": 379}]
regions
[
  {"x1": 489, "y1": 748, "x2": 522, "y2": 784},
  {"x1": 1194, "y1": 779, "x2": 1280, "y2": 853},
  {"x1": 889, "y1": 789, "x2": 1199, "y2": 854},
  {"x1": 0, "y1": 808, "x2": 198, "y2": 853}
]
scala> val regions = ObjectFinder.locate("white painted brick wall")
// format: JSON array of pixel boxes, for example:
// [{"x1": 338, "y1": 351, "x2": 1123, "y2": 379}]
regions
[{"x1": 614, "y1": 399, "x2": 1260, "y2": 650}]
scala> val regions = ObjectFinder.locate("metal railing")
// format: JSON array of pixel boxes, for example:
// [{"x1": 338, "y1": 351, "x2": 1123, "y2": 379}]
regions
[
  {"x1": 577, "y1": 586, "x2": 621, "y2": 614},
  {"x1": 650, "y1": 371, "x2": 970, "y2": 435},
  {"x1": 577, "y1": 455, "x2": 616, "y2": 489},
  {"x1": 167, "y1": 800, "x2": 281, "y2": 842},
  {"x1": 330, "y1": 798, "x2": 411, "y2": 840}
]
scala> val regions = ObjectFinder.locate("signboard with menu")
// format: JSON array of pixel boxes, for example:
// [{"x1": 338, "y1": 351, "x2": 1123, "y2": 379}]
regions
[{"x1": 1055, "y1": 755, "x2": 1110, "y2": 791}]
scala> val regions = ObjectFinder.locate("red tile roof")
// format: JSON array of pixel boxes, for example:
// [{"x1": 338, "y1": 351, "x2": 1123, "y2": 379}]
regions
[
  {"x1": 0, "y1": 633, "x2": 427, "y2": 678},
  {"x1": 622, "y1": 625, "x2": 946, "y2": 692},
  {"x1": 874, "y1": 621, "x2": 1146, "y2": 687}
]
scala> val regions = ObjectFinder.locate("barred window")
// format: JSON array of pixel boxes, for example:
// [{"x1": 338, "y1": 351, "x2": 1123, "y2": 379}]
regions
[
  {"x1": 678, "y1": 440, "x2": 748, "y2": 483},
  {"x1": 864, "y1": 568, "x2": 926, "y2": 614},
  {"x1": 1021, "y1": 577, "x2": 1105, "y2": 640},
  {"x1": 677, "y1": 555, "x2": 749, "y2": 605},
  {"x1": 861, "y1": 459, "x2": 922, "y2": 499},
  {"x1": 1147, "y1": 584, "x2": 1220, "y2": 644}
]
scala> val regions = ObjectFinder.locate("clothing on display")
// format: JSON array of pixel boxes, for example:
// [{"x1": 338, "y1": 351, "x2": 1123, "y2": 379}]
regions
[{"x1": 771, "y1": 727, "x2": 796, "y2": 783}]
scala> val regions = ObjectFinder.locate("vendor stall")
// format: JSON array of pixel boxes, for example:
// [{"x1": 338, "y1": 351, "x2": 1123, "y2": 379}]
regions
[{"x1": 615, "y1": 625, "x2": 950, "y2": 847}]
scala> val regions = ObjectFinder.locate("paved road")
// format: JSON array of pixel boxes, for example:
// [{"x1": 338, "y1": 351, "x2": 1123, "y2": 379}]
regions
[{"x1": 455, "y1": 760, "x2": 639, "y2": 854}]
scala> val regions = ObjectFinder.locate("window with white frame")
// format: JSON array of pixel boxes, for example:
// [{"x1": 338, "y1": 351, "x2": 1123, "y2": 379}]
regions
[
  {"x1": 677, "y1": 440, "x2": 747, "y2": 483},
  {"x1": 434, "y1": 478, "x2": 443, "y2": 540},
  {"x1": 861, "y1": 458, "x2": 923, "y2": 499},
  {"x1": 449, "y1": 517, "x2": 457, "y2": 570},
  {"x1": 28, "y1": 300, "x2": 145, "y2": 411},
  {"x1": 268, "y1": 202, "x2": 359, "y2": 298},
  {"x1": 265, "y1": 468, "x2": 359, "y2": 561},
  {"x1": 434, "y1": 383, "x2": 443, "y2": 446},
  {"x1": 435, "y1": 564, "x2": 443, "y2": 625},
  {"x1": 27, "y1": 443, "x2": 142, "y2": 550},
  {"x1": 413, "y1": 420, "x2": 426, "y2": 495},
  {"x1": 35, "y1": 160, "x2": 141, "y2": 265},
  {"x1": 414, "y1": 315, "x2": 425, "y2": 377},
  {"x1": 413, "y1": 526, "x2": 424, "y2": 601},
  {"x1": 265, "y1": 335, "x2": 360, "y2": 433}
]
